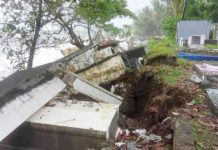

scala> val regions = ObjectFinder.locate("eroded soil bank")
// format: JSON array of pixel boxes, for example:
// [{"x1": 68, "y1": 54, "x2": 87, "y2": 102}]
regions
[{"x1": 100, "y1": 64, "x2": 203, "y2": 149}]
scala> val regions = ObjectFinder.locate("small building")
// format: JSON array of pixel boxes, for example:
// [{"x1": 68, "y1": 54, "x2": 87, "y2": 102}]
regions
[{"x1": 177, "y1": 20, "x2": 211, "y2": 48}]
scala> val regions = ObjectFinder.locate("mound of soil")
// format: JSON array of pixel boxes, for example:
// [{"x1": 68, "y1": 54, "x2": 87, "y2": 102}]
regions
[
  {"x1": 147, "y1": 56, "x2": 177, "y2": 66},
  {"x1": 100, "y1": 67, "x2": 198, "y2": 134}
]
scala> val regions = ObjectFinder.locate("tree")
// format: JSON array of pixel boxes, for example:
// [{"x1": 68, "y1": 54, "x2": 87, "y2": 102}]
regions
[
  {"x1": 133, "y1": 0, "x2": 169, "y2": 40},
  {"x1": 0, "y1": 0, "x2": 133, "y2": 70},
  {"x1": 170, "y1": 0, "x2": 185, "y2": 17},
  {"x1": 75, "y1": 0, "x2": 134, "y2": 44},
  {"x1": 162, "y1": 16, "x2": 179, "y2": 39},
  {"x1": 0, "y1": 0, "x2": 67, "y2": 69},
  {"x1": 43, "y1": 0, "x2": 85, "y2": 48},
  {"x1": 133, "y1": 7, "x2": 159, "y2": 40},
  {"x1": 27, "y1": 0, "x2": 43, "y2": 68},
  {"x1": 185, "y1": 0, "x2": 218, "y2": 22},
  {"x1": 45, "y1": 0, "x2": 133, "y2": 47},
  {"x1": 0, "y1": 0, "x2": 48, "y2": 69}
]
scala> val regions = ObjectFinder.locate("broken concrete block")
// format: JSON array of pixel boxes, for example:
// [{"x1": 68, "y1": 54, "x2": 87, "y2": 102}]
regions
[
  {"x1": 200, "y1": 80, "x2": 218, "y2": 89},
  {"x1": 0, "y1": 77, "x2": 66, "y2": 142},
  {"x1": 63, "y1": 73, "x2": 122, "y2": 105},
  {"x1": 191, "y1": 74, "x2": 202, "y2": 83},
  {"x1": 195, "y1": 63, "x2": 218, "y2": 76},
  {"x1": 77, "y1": 54, "x2": 126, "y2": 84},
  {"x1": 206, "y1": 89, "x2": 218, "y2": 116},
  {"x1": 173, "y1": 119, "x2": 196, "y2": 150},
  {"x1": 62, "y1": 73, "x2": 77, "y2": 87},
  {"x1": 149, "y1": 134, "x2": 162, "y2": 142},
  {"x1": 2, "y1": 100, "x2": 119, "y2": 150}
]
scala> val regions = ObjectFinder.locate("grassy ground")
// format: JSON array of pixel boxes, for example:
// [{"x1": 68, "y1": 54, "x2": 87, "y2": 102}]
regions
[
  {"x1": 205, "y1": 44, "x2": 218, "y2": 50},
  {"x1": 192, "y1": 120, "x2": 213, "y2": 150},
  {"x1": 151, "y1": 65, "x2": 183, "y2": 85},
  {"x1": 139, "y1": 59, "x2": 192, "y2": 86},
  {"x1": 177, "y1": 58, "x2": 193, "y2": 67},
  {"x1": 147, "y1": 38, "x2": 177, "y2": 60},
  {"x1": 143, "y1": 40, "x2": 218, "y2": 149}
]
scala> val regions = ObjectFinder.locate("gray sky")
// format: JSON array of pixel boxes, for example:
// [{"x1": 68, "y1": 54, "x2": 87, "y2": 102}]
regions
[{"x1": 112, "y1": 0, "x2": 151, "y2": 27}]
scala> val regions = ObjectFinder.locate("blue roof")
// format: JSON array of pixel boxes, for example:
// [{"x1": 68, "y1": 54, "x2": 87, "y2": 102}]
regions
[{"x1": 177, "y1": 20, "x2": 211, "y2": 41}]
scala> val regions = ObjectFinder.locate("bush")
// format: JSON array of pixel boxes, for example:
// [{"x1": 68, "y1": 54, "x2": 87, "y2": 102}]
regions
[
  {"x1": 177, "y1": 58, "x2": 192, "y2": 67},
  {"x1": 162, "y1": 16, "x2": 179, "y2": 39},
  {"x1": 147, "y1": 38, "x2": 177, "y2": 60}
]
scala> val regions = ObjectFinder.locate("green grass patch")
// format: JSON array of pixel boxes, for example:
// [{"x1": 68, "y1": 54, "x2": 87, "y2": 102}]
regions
[
  {"x1": 177, "y1": 58, "x2": 192, "y2": 68},
  {"x1": 205, "y1": 44, "x2": 218, "y2": 50},
  {"x1": 164, "y1": 144, "x2": 171, "y2": 150},
  {"x1": 192, "y1": 120, "x2": 212, "y2": 150},
  {"x1": 154, "y1": 66, "x2": 183, "y2": 85},
  {"x1": 147, "y1": 38, "x2": 177, "y2": 60},
  {"x1": 188, "y1": 89, "x2": 205, "y2": 106}
]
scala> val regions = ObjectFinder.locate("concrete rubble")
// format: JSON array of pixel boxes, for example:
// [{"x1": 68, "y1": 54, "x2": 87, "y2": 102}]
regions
[
  {"x1": 206, "y1": 89, "x2": 218, "y2": 116},
  {"x1": 0, "y1": 63, "x2": 66, "y2": 142},
  {"x1": 7, "y1": 100, "x2": 119, "y2": 150},
  {"x1": 173, "y1": 119, "x2": 196, "y2": 150},
  {"x1": 0, "y1": 77, "x2": 66, "y2": 141},
  {"x1": 60, "y1": 42, "x2": 145, "y2": 84},
  {"x1": 0, "y1": 60, "x2": 123, "y2": 149},
  {"x1": 101, "y1": 128, "x2": 165, "y2": 149},
  {"x1": 195, "y1": 63, "x2": 218, "y2": 76},
  {"x1": 193, "y1": 63, "x2": 218, "y2": 116},
  {"x1": 63, "y1": 73, "x2": 122, "y2": 105}
]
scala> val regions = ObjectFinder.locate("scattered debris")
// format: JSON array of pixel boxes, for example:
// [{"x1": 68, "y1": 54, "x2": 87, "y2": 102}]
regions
[
  {"x1": 195, "y1": 63, "x2": 218, "y2": 76},
  {"x1": 114, "y1": 128, "x2": 164, "y2": 149},
  {"x1": 206, "y1": 89, "x2": 218, "y2": 116},
  {"x1": 172, "y1": 112, "x2": 180, "y2": 116},
  {"x1": 187, "y1": 99, "x2": 197, "y2": 106},
  {"x1": 191, "y1": 74, "x2": 202, "y2": 83},
  {"x1": 173, "y1": 119, "x2": 196, "y2": 150},
  {"x1": 165, "y1": 134, "x2": 172, "y2": 140},
  {"x1": 100, "y1": 59, "x2": 218, "y2": 149}
]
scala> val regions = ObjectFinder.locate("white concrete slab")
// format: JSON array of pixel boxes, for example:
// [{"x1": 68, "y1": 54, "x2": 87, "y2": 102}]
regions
[
  {"x1": 0, "y1": 77, "x2": 66, "y2": 141},
  {"x1": 28, "y1": 100, "x2": 119, "y2": 138},
  {"x1": 63, "y1": 73, "x2": 122, "y2": 105}
]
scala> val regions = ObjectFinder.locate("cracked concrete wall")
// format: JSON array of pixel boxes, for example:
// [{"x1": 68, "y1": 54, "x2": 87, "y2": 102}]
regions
[{"x1": 78, "y1": 55, "x2": 126, "y2": 84}]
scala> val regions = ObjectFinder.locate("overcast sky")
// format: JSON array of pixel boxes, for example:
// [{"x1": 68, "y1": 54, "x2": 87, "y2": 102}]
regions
[{"x1": 112, "y1": 0, "x2": 151, "y2": 27}]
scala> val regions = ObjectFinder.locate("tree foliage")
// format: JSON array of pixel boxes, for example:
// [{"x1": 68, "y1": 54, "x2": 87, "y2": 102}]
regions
[
  {"x1": 75, "y1": 0, "x2": 133, "y2": 25},
  {"x1": 75, "y1": 0, "x2": 134, "y2": 43},
  {"x1": 162, "y1": 16, "x2": 179, "y2": 39},
  {"x1": 133, "y1": 7, "x2": 159, "y2": 40},
  {"x1": 0, "y1": 0, "x2": 48, "y2": 69},
  {"x1": 170, "y1": 0, "x2": 185, "y2": 17},
  {"x1": 0, "y1": 0, "x2": 132, "y2": 70},
  {"x1": 185, "y1": 0, "x2": 218, "y2": 22},
  {"x1": 133, "y1": 0, "x2": 169, "y2": 40}
]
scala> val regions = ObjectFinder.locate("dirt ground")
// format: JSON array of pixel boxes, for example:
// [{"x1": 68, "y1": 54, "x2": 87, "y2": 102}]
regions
[{"x1": 100, "y1": 62, "x2": 218, "y2": 150}]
